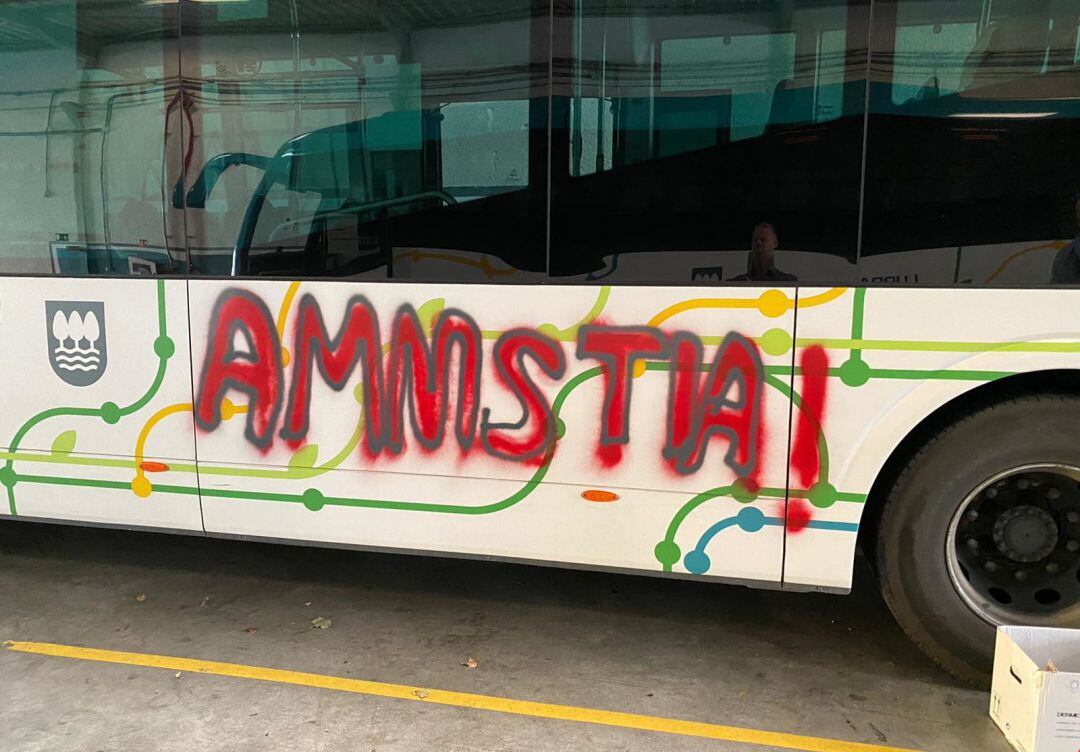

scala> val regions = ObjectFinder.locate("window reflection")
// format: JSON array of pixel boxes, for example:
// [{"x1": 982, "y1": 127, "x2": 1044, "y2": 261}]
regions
[
  {"x1": 0, "y1": 1, "x2": 184, "y2": 276},
  {"x1": 862, "y1": 0, "x2": 1080, "y2": 286},
  {"x1": 2, "y1": 0, "x2": 1077, "y2": 288},
  {"x1": 549, "y1": 0, "x2": 868, "y2": 285},
  {"x1": 179, "y1": 0, "x2": 548, "y2": 281}
]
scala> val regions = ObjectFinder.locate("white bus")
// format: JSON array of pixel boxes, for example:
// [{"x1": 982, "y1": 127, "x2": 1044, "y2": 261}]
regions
[{"x1": 1, "y1": 0, "x2": 1079, "y2": 683}]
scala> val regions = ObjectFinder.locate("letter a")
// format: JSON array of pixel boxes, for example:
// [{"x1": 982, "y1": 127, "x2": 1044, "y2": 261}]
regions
[{"x1": 195, "y1": 289, "x2": 283, "y2": 449}]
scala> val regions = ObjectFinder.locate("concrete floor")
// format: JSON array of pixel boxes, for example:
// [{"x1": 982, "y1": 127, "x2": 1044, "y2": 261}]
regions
[{"x1": 0, "y1": 521, "x2": 1010, "y2": 752}]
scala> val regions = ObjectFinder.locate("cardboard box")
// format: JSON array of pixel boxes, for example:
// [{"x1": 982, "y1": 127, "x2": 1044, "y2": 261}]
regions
[{"x1": 990, "y1": 626, "x2": 1080, "y2": 752}]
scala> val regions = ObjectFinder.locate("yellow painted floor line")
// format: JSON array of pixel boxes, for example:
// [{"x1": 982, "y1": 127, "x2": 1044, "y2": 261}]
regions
[{"x1": 4, "y1": 640, "x2": 917, "y2": 752}]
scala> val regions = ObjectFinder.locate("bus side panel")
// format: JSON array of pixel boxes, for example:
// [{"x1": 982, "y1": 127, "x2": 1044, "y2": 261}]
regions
[
  {"x1": 0, "y1": 277, "x2": 201, "y2": 531},
  {"x1": 785, "y1": 286, "x2": 1080, "y2": 591},
  {"x1": 189, "y1": 279, "x2": 796, "y2": 583}
]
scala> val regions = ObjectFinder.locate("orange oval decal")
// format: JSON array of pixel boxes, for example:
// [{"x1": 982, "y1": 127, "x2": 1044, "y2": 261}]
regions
[
  {"x1": 581, "y1": 490, "x2": 619, "y2": 503},
  {"x1": 139, "y1": 462, "x2": 170, "y2": 473}
]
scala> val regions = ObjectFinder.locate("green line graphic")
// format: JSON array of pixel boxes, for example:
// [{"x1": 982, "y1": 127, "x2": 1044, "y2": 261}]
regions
[
  {"x1": 483, "y1": 285, "x2": 611, "y2": 342},
  {"x1": 652, "y1": 371, "x2": 861, "y2": 572},
  {"x1": 3, "y1": 279, "x2": 175, "y2": 515},
  {"x1": 6, "y1": 281, "x2": 1078, "y2": 578},
  {"x1": 766, "y1": 374, "x2": 830, "y2": 481},
  {"x1": 849, "y1": 287, "x2": 866, "y2": 363},
  {"x1": 7, "y1": 368, "x2": 601, "y2": 516},
  {"x1": 3, "y1": 353, "x2": 853, "y2": 525},
  {"x1": 797, "y1": 337, "x2": 1080, "y2": 354}
]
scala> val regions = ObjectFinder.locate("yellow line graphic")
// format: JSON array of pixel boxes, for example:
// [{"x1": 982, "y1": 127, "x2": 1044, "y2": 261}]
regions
[
  {"x1": 647, "y1": 287, "x2": 847, "y2": 329},
  {"x1": 3, "y1": 641, "x2": 917, "y2": 752},
  {"x1": 276, "y1": 280, "x2": 302, "y2": 340},
  {"x1": 798, "y1": 287, "x2": 848, "y2": 309},
  {"x1": 394, "y1": 250, "x2": 518, "y2": 279},
  {"x1": 126, "y1": 284, "x2": 849, "y2": 493},
  {"x1": 131, "y1": 403, "x2": 194, "y2": 497},
  {"x1": 983, "y1": 240, "x2": 1065, "y2": 284},
  {"x1": 277, "y1": 280, "x2": 302, "y2": 367},
  {"x1": 131, "y1": 282, "x2": 304, "y2": 497}
]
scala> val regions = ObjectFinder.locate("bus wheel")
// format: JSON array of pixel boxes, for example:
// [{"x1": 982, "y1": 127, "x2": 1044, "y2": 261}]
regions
[{"x1": 876, "y1": 394, "x2": 1080, "y2": 684}]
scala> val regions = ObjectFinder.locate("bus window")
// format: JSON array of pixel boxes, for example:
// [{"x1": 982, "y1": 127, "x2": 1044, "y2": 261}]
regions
[
  {"x1": 660, "y1": 32, "x2": 797, "y2": 143},
  {"x1": 549, "y1": 0, "x2": 869, "y2": 285},
  {"x1": 860, "y1": 0, "x2": 1080, "y2": 286},
  {"x1": 179, "y1": 0, "x2": 549, "y2": 282},
  {"x1": 891, "y1": 19, "x2": 979, "y2": 104},
  {"x1": 0, "y1": 0, "x2": 186, "y2": 276}
]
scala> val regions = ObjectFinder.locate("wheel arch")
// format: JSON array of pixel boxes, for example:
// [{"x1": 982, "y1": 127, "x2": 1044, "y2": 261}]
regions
[{"x1": 857, "y1": 368, "x2": 1080, "y2": 559}]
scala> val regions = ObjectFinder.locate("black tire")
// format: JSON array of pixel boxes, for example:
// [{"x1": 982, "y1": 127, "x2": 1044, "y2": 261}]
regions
[{"x1": 876, "y1": 393, "x2": 1080, "y2": 685}]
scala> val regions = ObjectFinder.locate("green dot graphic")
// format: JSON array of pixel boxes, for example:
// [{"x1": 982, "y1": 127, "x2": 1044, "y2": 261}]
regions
[
  {"x1": 839, "y1": 358, "x2": 871, "y2": 387},
  {"x1": 154, "y1": 336, "x2": 175, "y2": 359},
  {"x1": 100, "y1": 402, "x2": 121, "y2": 424},
  {"x1": 654, "y1": 540, "x2": 681, "y2": 566},
  {"x1": 302, "y1": 488, "x2": 326, "y2": 512},
  {"x1": 732, "y1": 478, "x2": 759, "y2": 503},
  {"x1": 808, "y1": 482, "x2": 838, "y2": 509},
  {"x1": 759, "y1": 328, "x2": 793, "y2": 357}
]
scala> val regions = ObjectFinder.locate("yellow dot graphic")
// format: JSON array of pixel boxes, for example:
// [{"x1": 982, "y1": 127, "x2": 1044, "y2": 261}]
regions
[
  {"x1": 757, "y1": 289, "x2": 791, "y2": 319},
  {"x1": 632, "y1": 360, "x2": 647, "y2": 379},
  {"x1": 221, "y1": 399, "x2": 236, "y2": 420},
  {"x1": 281, "y1": 348, "x2": 291, "y2": 367},
  {"x1": 131, "y1": 476, "x2": 152, "y2": 499}
]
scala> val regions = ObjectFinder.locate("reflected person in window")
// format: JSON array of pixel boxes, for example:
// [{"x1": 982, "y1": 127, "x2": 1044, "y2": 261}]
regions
[
  {"x1": 731, "y1": 222, "x2": 797, "y2": 282},
  {"x1": 1050, "y1": 199, "x2": 1080, "y2": 285}
]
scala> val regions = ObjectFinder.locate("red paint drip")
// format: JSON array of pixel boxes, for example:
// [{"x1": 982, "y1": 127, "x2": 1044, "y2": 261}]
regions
[
  {"x1": 596, "y1": 443, "x2": 622, "y2": 468},
  {"x1": 786, "y1": 497, "x2": 812, "y2": 534},
  {"x1": 740, "y1": 476, "x2": 761, "y2": 496},
  {"x1": 790, "y1": 345, "x2": 828, "y2": 489},
  {"x1": 578, "y1": 326, "x2": 667, "y2": 466},
  {"x1": 748, "y1": 393, "x2": 766, "y2": 492}
]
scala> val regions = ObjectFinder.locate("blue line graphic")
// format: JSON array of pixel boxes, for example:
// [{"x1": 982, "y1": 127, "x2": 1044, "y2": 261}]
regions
[{"x1": 683, "y1": 507, "x2": 859, "y2": 575}]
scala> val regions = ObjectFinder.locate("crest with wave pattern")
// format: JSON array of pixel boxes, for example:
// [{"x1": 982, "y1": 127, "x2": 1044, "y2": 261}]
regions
[{"x1": 45, "y1": 301, "x2": 108, "y2": 387}]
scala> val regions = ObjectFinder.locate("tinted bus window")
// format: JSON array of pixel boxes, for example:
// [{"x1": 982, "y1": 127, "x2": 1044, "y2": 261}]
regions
[
  {"x1": 861, "y1": 0, "x2": 1080, "y2": 286},
  {"x1": 0, "y1": 1, "x2": 185, "y2": 276},
  {"x1": 548, "y1": 0, "x2": 869, "y2": 285},
  {"x1": 179, "y1": 0, "x2": 549, "y2": 281}
]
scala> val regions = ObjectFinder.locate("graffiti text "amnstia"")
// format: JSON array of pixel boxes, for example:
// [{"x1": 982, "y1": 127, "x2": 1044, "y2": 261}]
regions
[{"x1": 194, "y1": 289, "x2": 827, "y2": 482}]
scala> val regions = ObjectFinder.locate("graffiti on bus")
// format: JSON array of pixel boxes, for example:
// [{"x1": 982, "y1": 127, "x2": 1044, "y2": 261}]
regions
[{"x1": 194, "y1": 288, "x2": 829, "y2": 487}]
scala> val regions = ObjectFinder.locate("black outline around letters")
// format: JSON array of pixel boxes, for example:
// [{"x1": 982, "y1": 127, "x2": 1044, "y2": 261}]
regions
[
  {"x1": 662, "y1": 331, "x2": 763, "y2": 477},
  {"x1": 480, "y1": 328, "x2": 567, "y2": 463},
  {"x1": 280, "y1": 293, "x2": 385, "y2": 450},
  {"x1": 576, "y1": 325, "x2": 670, "y2": 447},
  {"x1": 383, "y1": 305, "x2": 484, "y2": 454}
]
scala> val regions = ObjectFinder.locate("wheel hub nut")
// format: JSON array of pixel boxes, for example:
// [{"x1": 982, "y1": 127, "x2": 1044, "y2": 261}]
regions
[{"x1": 992, "y1": 505, "x2": 1059, "y2": 563}]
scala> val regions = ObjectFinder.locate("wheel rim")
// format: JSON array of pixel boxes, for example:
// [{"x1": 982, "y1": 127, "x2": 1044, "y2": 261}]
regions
[{"x1": 946, "y1": 464, "x2": 1080, "y2": 627}]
